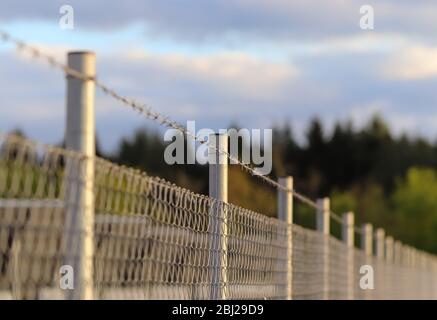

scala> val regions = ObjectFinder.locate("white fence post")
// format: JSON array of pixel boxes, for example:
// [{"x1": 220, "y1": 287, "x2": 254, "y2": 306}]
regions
[
  {"x1": 65, "y1": 51, "x2": 96, "y2": 300},
  {"x1": 208, "y1": 133, "x2": 228, "y2": 300},
  {"x1": 342, "y1": 212, "x2": 354, "y2": 247},
  {"x1": 316, "y1": 197, "x2": 330, "y2": 300},
  {"x1": 361, "y1": 223, "x2": 373, "y2": 299},
  {"x1": 374, "y1": 228, "x2": 385, "y2": 299},
  {"x1": 342, "y1": 212, "x2": 354, "y2": 300},
  {"x1": 385, "y1": 236, "x2": 394, "y2": 298},
  {"x1": 385, "y1": 236, "x2": 394, "y2": 263},
  {"x1": 278, "y1": 177, "x2": 293, "y2": 300},
  {"x1": 375, "y1": 228, "x2": 385, "y2": 259},
  {"x1": 394, "y1": 240, "x2": 402, "y2": 264},
  {"x1": 411, "y1": 247, "x2": 417, "y2": 268},
  {"x1": 361, "y1": 224, "x2": 373, "y2": 256},
  {"x1": 394, "y1": 240, "x2": 403, "y2": 298}
]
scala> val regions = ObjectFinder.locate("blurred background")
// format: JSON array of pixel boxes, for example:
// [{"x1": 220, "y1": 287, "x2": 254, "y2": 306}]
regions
[{"x1": 1, "y1": 1, "x2": 437, "y2": 253}]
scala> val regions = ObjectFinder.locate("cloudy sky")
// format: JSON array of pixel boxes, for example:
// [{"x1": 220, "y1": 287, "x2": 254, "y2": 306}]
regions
[{"x1": 1, "y1": 1, "x2": 437, "y2": 151}]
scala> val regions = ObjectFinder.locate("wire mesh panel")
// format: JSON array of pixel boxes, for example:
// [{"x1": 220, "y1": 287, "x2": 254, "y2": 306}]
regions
[
  {"x1": 328, "y1": 236, "x2": 349, "y2": 299},
  {"x1": 0, "y1": 134, "x2": 289, "y2": 300},
  {"x1": 292, "y1": 225, "x2": 325, "y2": 299},
  {"x1": 92, "y1": 163, "x2": 289, "y2": 300},
  {"x1": 0, "y1": 134, "x2": 92, "y2": 299}
]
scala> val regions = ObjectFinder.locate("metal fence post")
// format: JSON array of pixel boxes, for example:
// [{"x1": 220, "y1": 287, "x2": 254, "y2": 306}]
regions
[
  {"x1": 361, "y1": 224, "x2": 373, "y2": 256},
  {"x1": 278, "y1": 177, "x2": 293, "y2": 300},
  {"x1": 375, "y1": 228, "x2": 385, "y2": 259},
  {"x1": 208, "y1": 133, "x2": 228, "y2": 300},
  {"x1": 65, "y1": 51, "x2": 96, "y2": 300},
  {"x1": 411, "y1": 247, "x2": 417, "y2": 268},
  {"x1": 393, "y1": 240, "x2": 403, "y2": 298},
  {"x1": 374, "y1": 228, "x2": 385, "y2": 299},
  {"x1": 385, "y1": 236, "x2": 394, "y2": 298},
  {"x1": 361, "y1": 223, "x2": 373, "y2": 299},
  {"x1": 410, "y1": 247, "x2": 418, "y2": 299},
  {"x1": 385, "y1": 236, "x2": 394, "y2": 263},
  {"x1": 394, "y1": 240, "x2": 402, "y2": 264},
  {"x1": 316, "y1": 197, "x2": 330, "y2": 300},
  {"x1": 342, "y1": 212, "x2": 354, "y2": 300}
]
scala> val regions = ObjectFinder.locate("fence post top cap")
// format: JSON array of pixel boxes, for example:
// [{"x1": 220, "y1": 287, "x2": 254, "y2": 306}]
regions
[
  {"x1": 68, "y1": 51, "x2": 95, "y2": 56},
  {"x1": 375, "y1": 228, "x2": 385, "y2": 238},
  {"x1": 342, "y1": 212, "x2": 354, "y2": 226},
  {"x1": 362, "y1": 223, "x2": 373, "y2": 231},
  {"x1": 278, "y1": 176, "x2": 293, "y2": 182}
]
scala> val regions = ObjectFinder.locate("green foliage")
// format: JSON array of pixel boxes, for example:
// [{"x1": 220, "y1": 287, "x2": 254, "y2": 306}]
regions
[
  {"x1": 228, "y1": 166, "x2": 276, "y2": 217},
  {"x1": 294, "y1": 203, "x2": 316, "y2": 230},
  {"x1": 330, "y1": 189, "x2": 358, "y2": 239},
  {"x1": 331, "y1": 189, "x2": 357, "y2": 215},
  {"x1": 330, "y1": 183, "x2": 393, "y2": 242},
  {"x1": 392, "y1": 167, "x2": 437, "y2": 253}
]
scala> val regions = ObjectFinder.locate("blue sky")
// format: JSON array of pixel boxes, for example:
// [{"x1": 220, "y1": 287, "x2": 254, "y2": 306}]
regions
[{"x1": 1, "y1": 1, "x2": 437, "y2": 151}]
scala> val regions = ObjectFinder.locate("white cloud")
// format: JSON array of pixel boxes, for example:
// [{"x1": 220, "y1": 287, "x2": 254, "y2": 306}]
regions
[
  {"x1": 123, "y1": 50, "x2": 299, "y2": 99},
  {"x1": 382, "y1": 45, "x2": 437, "y2": 80},
  {"x1": 302, "y1": 33, "x2": 409, "y2": 55}
]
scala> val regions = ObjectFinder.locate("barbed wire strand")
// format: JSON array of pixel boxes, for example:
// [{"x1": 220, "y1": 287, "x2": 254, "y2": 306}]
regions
[
  {"x1": 330, "y1": 211, "x2": 343, "y2": 224},
  {"x1": 0, "y1": 29, "x2": 341, "y2": 220}
]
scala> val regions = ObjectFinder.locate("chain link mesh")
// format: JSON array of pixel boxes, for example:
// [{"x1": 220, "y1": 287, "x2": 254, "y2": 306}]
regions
[{"x1": 1, "y1": 134, "x2": 437, "y2": 299}]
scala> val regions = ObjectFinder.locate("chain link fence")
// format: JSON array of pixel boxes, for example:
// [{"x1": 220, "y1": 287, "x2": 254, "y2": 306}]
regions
[{"x1": 1, "y1": 133, "x2": 437, "y2": 300}]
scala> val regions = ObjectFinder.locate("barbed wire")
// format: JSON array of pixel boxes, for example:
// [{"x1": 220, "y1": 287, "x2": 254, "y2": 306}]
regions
[
  {"x1": 330, "y1": 211, "x2": 343, "y2": 224},
  {"x1": 0, "y1": 29, "x2": 341, "y2": 221}
]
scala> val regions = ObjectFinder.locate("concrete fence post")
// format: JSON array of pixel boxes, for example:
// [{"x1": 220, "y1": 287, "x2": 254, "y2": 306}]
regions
[
  {"x1": 208, "y1": 133, "x2": 228, "y2": 300},
  {"x1": 316, "y1": 197, "x2": 330, "y2": 300},
  {"x1": 342, "y1": 212, "x2": 354, "y2": 300},
  {"x1": 65, "y1": 51, "x2": 96, "y2": 300},
  {"x1": 278, "y1": 177, "x2": 293, "y2": 300}
]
